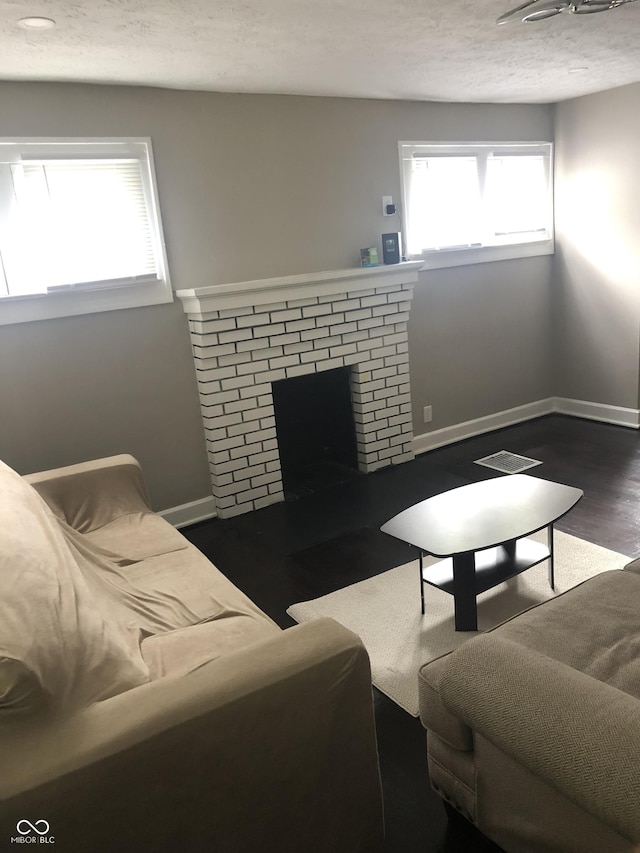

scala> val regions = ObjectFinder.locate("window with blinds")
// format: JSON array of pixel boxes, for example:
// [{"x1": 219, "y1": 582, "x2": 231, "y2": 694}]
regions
[
  {"x1": 398, "y1": 142, "x2": 553, "y2": 269},
  {"x1": 0, "y1": 138, "x2": 171, "y2": 325}
]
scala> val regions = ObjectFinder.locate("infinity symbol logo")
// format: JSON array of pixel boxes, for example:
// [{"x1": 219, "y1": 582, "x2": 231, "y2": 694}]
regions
[{"x1": 16, "y1": 820, "x2": 50, "y2": 835}]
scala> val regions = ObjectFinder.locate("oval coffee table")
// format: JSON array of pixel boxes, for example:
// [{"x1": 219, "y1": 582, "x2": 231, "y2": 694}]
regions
[{"x1": 381, "y1": 474, "x2": 583, "y2": 631}]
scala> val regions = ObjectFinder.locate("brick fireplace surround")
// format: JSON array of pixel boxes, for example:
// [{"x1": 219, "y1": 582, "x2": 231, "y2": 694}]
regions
[{"x1": 177, "y1": 261, "x2": 423, "y2": 518}]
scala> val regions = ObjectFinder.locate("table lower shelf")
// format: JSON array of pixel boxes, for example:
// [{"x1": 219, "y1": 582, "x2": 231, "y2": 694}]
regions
[{"x1": 422, "y1": 537, "x2": 550, "y2": 597}]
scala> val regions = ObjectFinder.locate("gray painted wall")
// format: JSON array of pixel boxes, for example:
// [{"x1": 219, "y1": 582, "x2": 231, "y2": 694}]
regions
[
  {"x1": 0, "y1": 82, "x2": 553, "y2": 509},
  {"x1": 553, "y1": 82, "x2": 640, "y2": 411},
  {"x1": 410, "y1": 256, "x2": 553, "y2": 435}
]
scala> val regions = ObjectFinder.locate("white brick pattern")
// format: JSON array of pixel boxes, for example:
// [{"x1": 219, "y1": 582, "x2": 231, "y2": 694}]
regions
[{"x1": 179, "y1": 266, "x2": 419, "y2": 518}]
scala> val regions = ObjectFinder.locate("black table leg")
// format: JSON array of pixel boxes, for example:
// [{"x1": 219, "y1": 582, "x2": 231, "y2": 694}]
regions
[
  {"x1": 548, "y1": 524, "x2": 555, "y2": 590},
  {"x1": 452, "y1": 551, "x2": 477, "y2": 631},
  {"x1": 503, "y1": 538, "x2": 516, "y2": 563},
  {"x1": 419, "y1": 551, "x2": 425, "y2": 615}
]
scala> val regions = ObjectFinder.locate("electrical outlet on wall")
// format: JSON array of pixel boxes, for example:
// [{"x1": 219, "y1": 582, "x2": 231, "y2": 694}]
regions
[{"x1": 423, "y1": 405, "x2": 433, "y2": 423}]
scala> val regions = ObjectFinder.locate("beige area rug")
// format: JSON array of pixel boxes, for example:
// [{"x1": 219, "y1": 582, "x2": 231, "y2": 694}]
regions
[{"x1": 287, "y1": 531, "x2": 630, "y2": 716}]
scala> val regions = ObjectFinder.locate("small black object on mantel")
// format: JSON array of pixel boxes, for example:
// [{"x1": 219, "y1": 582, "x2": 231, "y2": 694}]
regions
[{"x1": 382, "y1": 232, "x2": 401, "y2": 265}]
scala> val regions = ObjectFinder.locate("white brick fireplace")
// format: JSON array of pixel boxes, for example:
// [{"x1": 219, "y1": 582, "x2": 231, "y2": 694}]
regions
[{"x1": 177, "y1": 261, "x2": 422, "y2": 518}]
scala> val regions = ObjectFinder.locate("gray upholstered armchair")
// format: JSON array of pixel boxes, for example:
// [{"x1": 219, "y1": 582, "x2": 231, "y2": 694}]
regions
[{"x1": 419, "y1": 566, "x2": 640, "y2": 853}]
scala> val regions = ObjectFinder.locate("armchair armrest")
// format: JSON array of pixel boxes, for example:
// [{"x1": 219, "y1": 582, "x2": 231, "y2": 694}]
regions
[
  {"x1": 0, "y1": 618, "x2": 383, "y2": 852},
  {"x1": 439, "y1": 634, "x2": 640, "y2": 844},
  {"x1": 23, "y1": 454, "x2": 151, "y2": 533}
]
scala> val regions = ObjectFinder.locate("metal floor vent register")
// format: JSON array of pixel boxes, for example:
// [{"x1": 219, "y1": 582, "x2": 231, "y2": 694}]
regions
[{"x1": 474, "y1": 450, "x2": 543, "y2": 474}]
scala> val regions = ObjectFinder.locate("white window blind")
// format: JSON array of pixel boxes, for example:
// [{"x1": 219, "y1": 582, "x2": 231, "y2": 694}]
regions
[{"x1": 0, "y1": 138, "x2": 171, "y2": 325}]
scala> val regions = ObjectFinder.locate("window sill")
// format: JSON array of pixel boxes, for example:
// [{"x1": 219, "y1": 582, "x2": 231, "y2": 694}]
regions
[
  {"x1": 0, "y1": 279, "x2": 173, "y2": 326},
  {"x1": 409, "y1": 239, "x2": 554, "y2": 271}
]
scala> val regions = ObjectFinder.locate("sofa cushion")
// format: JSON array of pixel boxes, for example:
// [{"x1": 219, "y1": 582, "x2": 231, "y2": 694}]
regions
[
  {"x1": 84, "y1": 512, "x2": 189, "y2": 561},
  {"x1": 493, "y1": 570, "x2": 640, "y2": 700},
  {"x1": 141, "y1": 615, "x2": 279, "y2": 679},
  {"x1": 63, "y1": 522, "x2": 277, "y2": 636},
  {"x1": 0, "y1": 658, "x2": 47, "y2": 716},
  {"x1": 0, "y1": 460, "x2": 150, "y2": 715}
]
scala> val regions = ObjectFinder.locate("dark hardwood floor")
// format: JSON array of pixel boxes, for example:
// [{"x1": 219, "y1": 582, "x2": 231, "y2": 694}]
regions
[{"x1": 183, "y1": 414, "x2": 640, "y2": 853}]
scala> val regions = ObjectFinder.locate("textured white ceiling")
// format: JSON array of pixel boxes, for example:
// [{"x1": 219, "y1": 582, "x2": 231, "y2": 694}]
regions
[{"x1": 0, "y1": 0, "x2": 639, "y2": 103}]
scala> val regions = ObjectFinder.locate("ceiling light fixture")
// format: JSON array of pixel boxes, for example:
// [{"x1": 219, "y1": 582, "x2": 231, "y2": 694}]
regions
[
  {"x1": 17, "y1": 16, "x2": 56, "y2": 30},
  {"x1": 497, "y1": 0, "x2": 638, "y2": 24}
]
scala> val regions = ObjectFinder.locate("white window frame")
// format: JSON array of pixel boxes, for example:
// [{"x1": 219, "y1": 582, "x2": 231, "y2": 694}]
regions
[
  {"x1": 398, "y1": 141, "x2": 554, "y2": 270},
  {"x1": 0, "y1": 137, "x2": 172, "y2": 325}
]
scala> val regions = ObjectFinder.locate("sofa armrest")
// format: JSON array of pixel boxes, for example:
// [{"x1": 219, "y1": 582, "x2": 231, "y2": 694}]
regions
[
  {"x1": 419, "y1": 654, "x2": 473, "y2": 751},
  {"x1": 624, "y1": 556, "x2": 640, "y2": 575},
  {"x1": 438, "y1": 634, "x2": 640, "y2": 844},
  {"x1": 23, "y1": 454, "x2": 151, "y2": 532},
  {"x1": 0, "y1": 618, "x2": 383, "y2": 853}
]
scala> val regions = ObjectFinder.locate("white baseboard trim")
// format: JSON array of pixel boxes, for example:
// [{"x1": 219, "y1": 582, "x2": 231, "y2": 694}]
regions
[
  {"x1": 159, "y1": 495, "x2": 217, "y2": 528},
  {"x1": 413, "y1": 399, "x2": 555, "y2": 454},
  {"x1": 413, "y1": 396, "x2": 640, "y2": 455},
  {"x1": 553, "y1": 396, "x2": 640, "y2": 429}
]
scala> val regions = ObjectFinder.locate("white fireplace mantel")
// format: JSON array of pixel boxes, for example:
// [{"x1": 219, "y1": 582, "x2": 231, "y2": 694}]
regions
[{"x1": 176, "y1": 261, "x2": 424, "y2": 315}]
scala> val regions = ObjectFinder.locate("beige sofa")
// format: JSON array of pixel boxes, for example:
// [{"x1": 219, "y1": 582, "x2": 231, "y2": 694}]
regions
[
  {"x1": 0, "y1": 454, "x2": 383, "y2": 852},
  {"x1": 418, "y1": 565, "x2": 640, "y2": 853}
]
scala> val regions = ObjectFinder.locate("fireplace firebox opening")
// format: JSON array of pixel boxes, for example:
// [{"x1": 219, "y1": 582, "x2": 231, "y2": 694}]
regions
[{"x1": 272, "y1": 367, "x2": 360, "y2": 499}]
